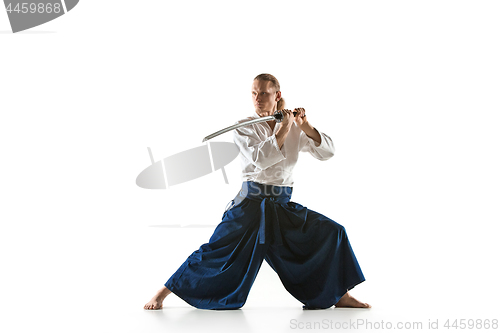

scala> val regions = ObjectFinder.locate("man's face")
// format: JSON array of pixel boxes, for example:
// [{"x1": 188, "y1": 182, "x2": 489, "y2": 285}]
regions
[{"x1": 251, "y1": 80, "x2": 281, "y2": 113}]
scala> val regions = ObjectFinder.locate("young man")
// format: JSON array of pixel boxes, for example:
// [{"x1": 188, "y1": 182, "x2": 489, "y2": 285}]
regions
[{"x1": 144, "y1": 74, "x2": 370, "y2": 310}]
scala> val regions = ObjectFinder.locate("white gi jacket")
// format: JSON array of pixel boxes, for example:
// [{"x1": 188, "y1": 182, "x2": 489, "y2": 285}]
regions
[{"x1": 233, "y1": 111, "x2": 335, "y2": 187}]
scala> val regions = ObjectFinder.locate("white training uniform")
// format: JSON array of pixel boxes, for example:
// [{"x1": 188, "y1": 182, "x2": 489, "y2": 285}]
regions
[{"x1": 232, "y1": 110, "x2": 336, "y2": 187}]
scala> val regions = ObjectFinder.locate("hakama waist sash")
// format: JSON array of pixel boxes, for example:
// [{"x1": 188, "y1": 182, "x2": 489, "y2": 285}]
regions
[{"x1": 228, "y1": 181, "x2": 293, "y2": 245}]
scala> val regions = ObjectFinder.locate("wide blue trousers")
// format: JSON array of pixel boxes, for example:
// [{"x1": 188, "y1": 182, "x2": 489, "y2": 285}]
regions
[{"x1": 165, "y1": 181, "x2": 365, "y2": 310}]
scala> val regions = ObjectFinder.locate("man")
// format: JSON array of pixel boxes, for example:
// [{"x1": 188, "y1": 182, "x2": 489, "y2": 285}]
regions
[{"x1": 144, "y1": 74, "x2": 370, "y2": 310}]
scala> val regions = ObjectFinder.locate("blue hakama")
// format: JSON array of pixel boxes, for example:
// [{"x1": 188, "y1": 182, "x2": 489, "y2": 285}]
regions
[{"x1": 165, "y1": 181, "x2": 365, "y2": 310}]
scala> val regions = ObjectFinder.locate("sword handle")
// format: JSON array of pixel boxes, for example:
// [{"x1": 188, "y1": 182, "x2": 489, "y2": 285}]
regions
[{"x1": 273, "y1": 110, "x2": 298, "y2": 123}]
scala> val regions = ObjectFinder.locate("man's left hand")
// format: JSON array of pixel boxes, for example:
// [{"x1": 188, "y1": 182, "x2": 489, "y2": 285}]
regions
[
  {"x1": 293, "y1": 107, "x2": 322, "y2": 145},
  {"x1": 294, "y1": 108, "x2": 308, "y2": 127}
]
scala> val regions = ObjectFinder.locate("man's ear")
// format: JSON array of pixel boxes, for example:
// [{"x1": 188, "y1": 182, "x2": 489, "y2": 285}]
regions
[{"x1": 275, "y1": 90, "x2": 282, "y2": 102}]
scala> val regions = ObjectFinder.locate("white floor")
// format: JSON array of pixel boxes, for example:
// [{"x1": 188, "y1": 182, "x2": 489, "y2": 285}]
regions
[{"x1": 2, "y1": 224, "x2": 497, "y2": 333}]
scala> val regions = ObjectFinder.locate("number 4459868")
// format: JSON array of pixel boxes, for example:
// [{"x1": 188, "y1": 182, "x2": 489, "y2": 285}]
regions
[
  {"x1": 444, "y1": 319, "x2": 498, "y2": 329},
  {"x1": 6, "y1": 3, "x2": 62, "y2": 14}
]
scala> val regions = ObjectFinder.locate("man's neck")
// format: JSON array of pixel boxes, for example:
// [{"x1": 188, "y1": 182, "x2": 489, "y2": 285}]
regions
[{"x1": 256, "y1": 108, "x2": 276, "y2": 118}]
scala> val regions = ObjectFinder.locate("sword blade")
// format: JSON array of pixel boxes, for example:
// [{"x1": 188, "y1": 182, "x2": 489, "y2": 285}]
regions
[{"x1": 202, "y1": 115, "x2": 275, "y2": 142}]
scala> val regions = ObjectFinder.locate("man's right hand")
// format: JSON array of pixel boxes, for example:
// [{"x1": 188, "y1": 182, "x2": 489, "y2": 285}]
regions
[
  {"x1": 275, "y1": 109, "x2": 294, "y2": 149},
  {"x1": 279, "y1": 109, "x2": 295, "y2": 130}
]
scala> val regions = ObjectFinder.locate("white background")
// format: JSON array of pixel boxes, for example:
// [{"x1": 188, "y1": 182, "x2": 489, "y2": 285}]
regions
[{"x1": 1, "y1": 1, "x2": 499, "y2": 332}]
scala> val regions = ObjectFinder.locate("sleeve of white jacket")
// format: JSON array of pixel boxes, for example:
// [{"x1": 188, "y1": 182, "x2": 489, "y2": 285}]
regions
[
  {"x1": 300, "y1": 129, "x2": 335, "y2": 161},
  {"x1": 233, "y1": 124, "x2": 286, "y2": 170}
]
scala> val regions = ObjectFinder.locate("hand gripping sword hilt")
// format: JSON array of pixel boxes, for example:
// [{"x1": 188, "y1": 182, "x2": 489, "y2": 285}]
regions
[{"x1": 273, "y1": 110, "x2": 299, "y2": 123}]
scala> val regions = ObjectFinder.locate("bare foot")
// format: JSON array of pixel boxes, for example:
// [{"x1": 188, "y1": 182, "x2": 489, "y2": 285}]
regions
[
  {"x1": 335, "y1": 291, "x2": 371, "y2": 308},
  {"x1": 144, "y1": 286, "x2": 172, "y2": 310}
]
